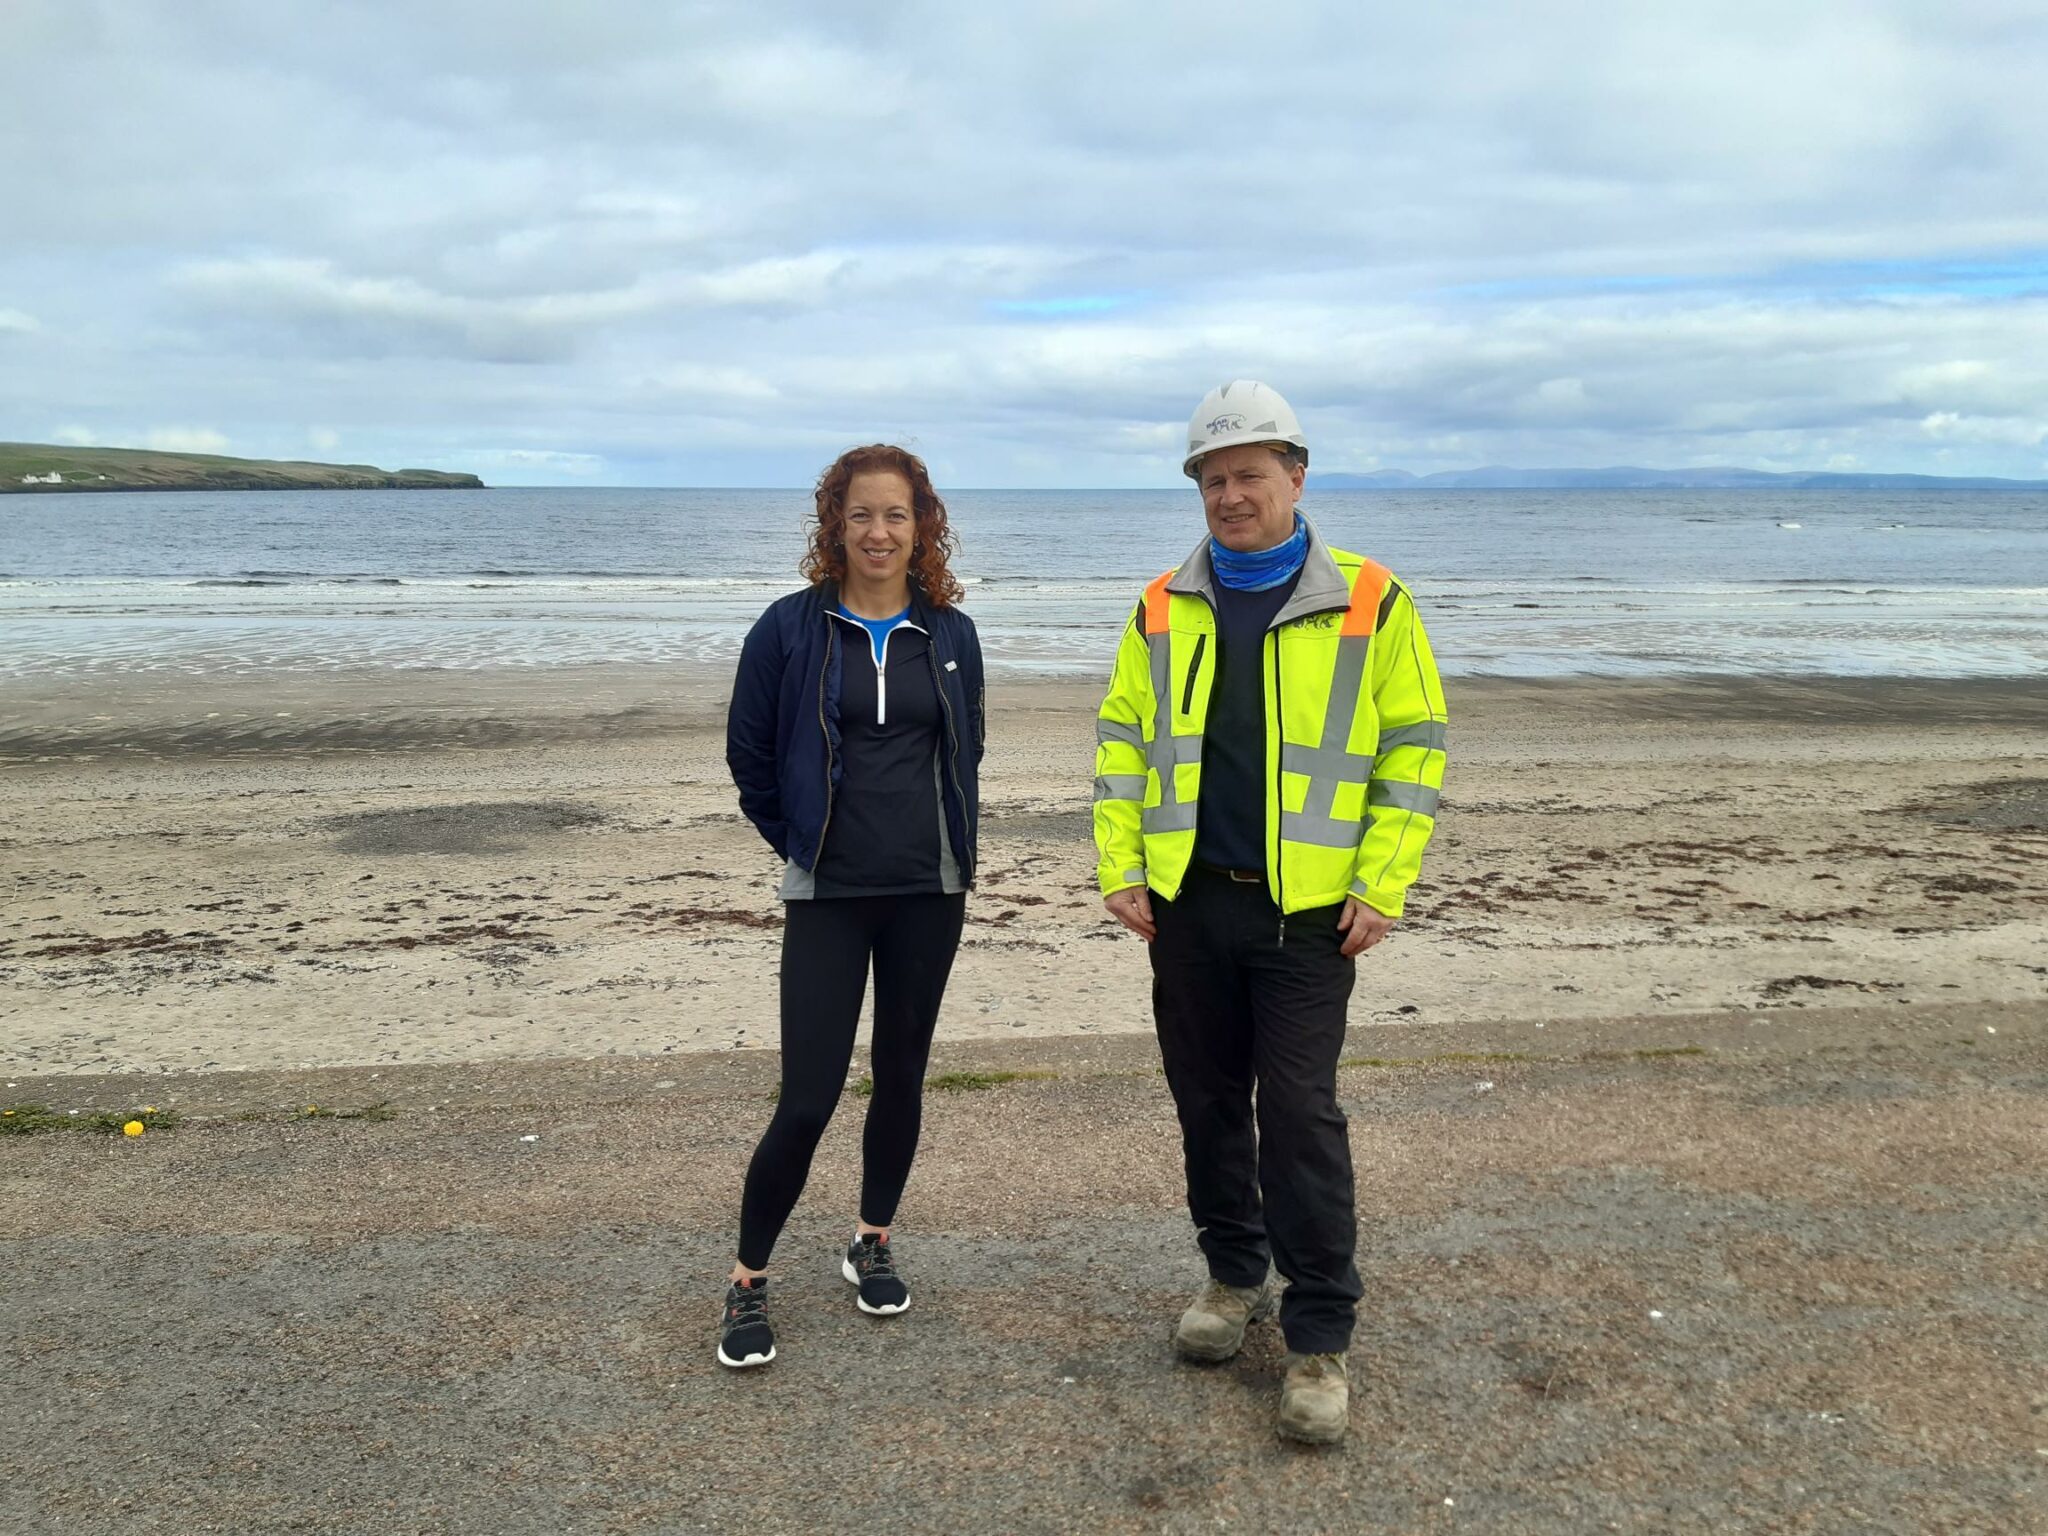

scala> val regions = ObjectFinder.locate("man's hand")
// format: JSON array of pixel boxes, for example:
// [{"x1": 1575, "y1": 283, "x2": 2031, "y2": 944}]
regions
[
  {"x1": 1337, "y1": 896, "x2": 1394, "y2": 957},
  {"x1": 1105, "y1": 886, "x2": 1156, "y2": 942}
]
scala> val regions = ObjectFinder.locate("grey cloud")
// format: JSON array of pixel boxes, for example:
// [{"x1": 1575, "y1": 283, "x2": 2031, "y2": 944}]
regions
[
  {"x1": 5, "y1": 0, "x2": 2048, "y2": 482},
  {"x1": 171, "y1": 251, "x2": 858, "y2": 362}
]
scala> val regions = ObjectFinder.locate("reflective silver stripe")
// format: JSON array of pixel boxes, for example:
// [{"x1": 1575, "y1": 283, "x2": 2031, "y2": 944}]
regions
[
  {"x1": 1369, "y1": 780, "x2": 1440, "y2": 817},
  {"x1": 1121, "y1": 867, "x2": 1146, "y2": 885},
  {"x1": 1279, "y1": 809, "x2": 1365, "y2": 849},
  {"x1": 1094, "y1": 774, "x2": 1147, "y2": 802},
  {"x1": 1096, "y1": 717, "x2": 1146, "y2": 750},
  {"x1": 1142, "y1": 802, "x2": 1200, "y2": 835},
  {"x1": 1281, "y1": 743, "x2": 1374, "y2": 783},
  {"x1": 1348, "y1": 877, "x2": 1374, "y2": 899},
  {"x1": 1146, "y1": 629, "x2": 1176, "y2": 778},
  {"x1": 1290, "y1": 634, "x2": 1374, "y2": 826},
  {"x1": 1376, "y1": 720, "x2": 1447, "y2": 754},
  {"x1": 1143, "y1": 627, "x2": 1201, "y2": 821}
]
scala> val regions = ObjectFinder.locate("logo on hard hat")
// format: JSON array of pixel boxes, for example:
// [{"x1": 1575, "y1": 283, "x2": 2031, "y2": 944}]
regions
[{"x1": 1205, "y1": 414, "x2": 1246, "y2": 435}]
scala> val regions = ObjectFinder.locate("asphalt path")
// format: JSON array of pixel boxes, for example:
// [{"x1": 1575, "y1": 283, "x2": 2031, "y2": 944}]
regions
[{"x1": 4, "y1": 1004, "x2": 2044, "y2": 1534}]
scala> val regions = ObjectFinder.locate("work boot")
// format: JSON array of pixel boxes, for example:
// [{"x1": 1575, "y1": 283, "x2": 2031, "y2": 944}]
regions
[
  {"x1": 1172, "y1": 1276, "x2": 1277, "y2": 1362},
  {"x1": 1277, "y1": 1351, "x2": 1349, "y2": 1444}
]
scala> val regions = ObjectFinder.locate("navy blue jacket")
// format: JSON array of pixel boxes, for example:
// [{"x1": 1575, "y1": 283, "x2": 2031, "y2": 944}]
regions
[{"x1": 726, "y1": 582, "x2": 984, "y2": 884}]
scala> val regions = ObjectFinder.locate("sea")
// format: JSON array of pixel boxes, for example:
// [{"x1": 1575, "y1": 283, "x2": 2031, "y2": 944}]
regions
[{"x1": 2, "y1": 488, "x2": 2045, "y2": 680}]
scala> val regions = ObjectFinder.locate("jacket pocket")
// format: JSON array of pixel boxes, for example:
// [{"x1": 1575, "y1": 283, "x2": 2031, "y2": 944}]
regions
[{"x1": 1180, "y1": 633, "x2": 1206, "y2": 718}]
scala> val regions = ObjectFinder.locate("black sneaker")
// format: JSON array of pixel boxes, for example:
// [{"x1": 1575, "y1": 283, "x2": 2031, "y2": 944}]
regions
[
  {"x1": 841, "y1": 1234, "x2": 910, "y2": 1315},
  {"x1": 716, "y1": 1277, "x2": 775, "y2": 1369}
]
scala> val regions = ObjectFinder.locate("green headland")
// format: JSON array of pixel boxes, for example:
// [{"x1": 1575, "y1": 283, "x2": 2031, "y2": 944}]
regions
[{"x1": 0, "y1": 442, "x2": 484, "y2": 493}]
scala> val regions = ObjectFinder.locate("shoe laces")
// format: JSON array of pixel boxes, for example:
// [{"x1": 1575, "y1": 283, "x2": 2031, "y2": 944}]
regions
[
  {"x1": 855, "y1": 1237, "x2": 895, "y2": 1279},
  {"x1": 727, "y1": 1283, "x2": 768, "y2": 1325}
]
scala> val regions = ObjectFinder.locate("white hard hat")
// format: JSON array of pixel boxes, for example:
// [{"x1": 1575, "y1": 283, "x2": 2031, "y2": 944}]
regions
[{"x1": 1182, "y1": 380, "x2": 1308, "y2": 480}]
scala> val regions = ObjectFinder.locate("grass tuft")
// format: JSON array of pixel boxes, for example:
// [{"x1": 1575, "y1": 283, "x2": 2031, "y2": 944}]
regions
[
  {"x1": 298, "y1": 1101, "x2": 399, "y2": 1121},
  {"x1": 0, "y1": 1102, "x2": 184, "y2": 1135},
  {"x1": 848, "y1": 1069, "x2": 1060, "y2": 1098},
  {"x1": 925, "y1": 1069, "x2": 1058, "y2": 1093}
]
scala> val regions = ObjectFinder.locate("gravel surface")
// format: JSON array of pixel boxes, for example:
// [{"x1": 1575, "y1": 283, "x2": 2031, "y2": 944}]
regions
[{"x1": 4, "y1": 1005, "x2": 2043, "y2": 1534}]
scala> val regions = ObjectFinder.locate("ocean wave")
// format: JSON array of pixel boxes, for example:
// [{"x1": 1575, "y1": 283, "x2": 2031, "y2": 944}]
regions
[
  {"x1": 1431, "y1": 580, "x2": 2048, "y2": 600},
  {"x1": 461, "y1": 567, "x2": 737, "y2": 579}
]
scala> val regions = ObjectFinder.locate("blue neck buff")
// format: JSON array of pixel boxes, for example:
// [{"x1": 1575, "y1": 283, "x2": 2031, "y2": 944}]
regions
[{"x1": 1211, "y1": 513, "x2": 1308, "y2": 592}]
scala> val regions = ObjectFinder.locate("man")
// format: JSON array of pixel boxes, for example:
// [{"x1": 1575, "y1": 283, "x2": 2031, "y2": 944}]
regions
[{"x1": 1093, "y1": 380, "x2": 1447, "y2": 1444}]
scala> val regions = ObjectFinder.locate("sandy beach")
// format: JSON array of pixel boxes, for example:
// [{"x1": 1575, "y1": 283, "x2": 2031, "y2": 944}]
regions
[{"x1": 4, "y1": 666, "x2": 2045, "y2": 1075}]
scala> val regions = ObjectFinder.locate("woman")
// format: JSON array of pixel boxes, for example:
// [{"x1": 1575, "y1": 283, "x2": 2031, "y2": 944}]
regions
[{"x1": 717, "y1": 444, "x2": 984, "y2": 1369}]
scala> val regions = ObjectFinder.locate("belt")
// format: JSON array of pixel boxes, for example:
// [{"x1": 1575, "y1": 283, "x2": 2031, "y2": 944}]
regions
[{"x1": 1195, "y1": 861, "x2": 1266, "y2": 884}]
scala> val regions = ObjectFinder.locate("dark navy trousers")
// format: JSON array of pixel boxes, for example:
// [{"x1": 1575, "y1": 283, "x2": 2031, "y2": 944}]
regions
[{"x1": 1149, "y1": 865, "x2": 1362, "y2": 1354}]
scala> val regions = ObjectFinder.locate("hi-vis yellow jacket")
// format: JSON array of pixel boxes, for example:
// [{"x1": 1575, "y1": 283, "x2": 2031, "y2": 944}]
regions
[{"x1": 1094, "y1": 521, "x2": 1448, "y2": 918}]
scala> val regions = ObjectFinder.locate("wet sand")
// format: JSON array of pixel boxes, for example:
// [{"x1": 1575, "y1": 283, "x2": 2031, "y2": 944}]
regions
[{"x1": 2, "y1": 667, "x2": 2046, "y2": 1075}]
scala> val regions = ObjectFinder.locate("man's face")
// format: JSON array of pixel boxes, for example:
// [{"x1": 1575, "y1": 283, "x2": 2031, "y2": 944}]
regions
[{"x1": 1198, "y1": 443, "x2": 1304, "y2": 553}]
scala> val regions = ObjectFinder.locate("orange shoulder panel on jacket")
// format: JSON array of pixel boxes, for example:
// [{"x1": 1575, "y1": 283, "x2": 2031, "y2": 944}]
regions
[
  {"x1": 1142, "y1": 570, "x2": 1176, "y2": 635},
  {"x1": 1340, "y1": 559, "x2": 1394, "y2": 637}
]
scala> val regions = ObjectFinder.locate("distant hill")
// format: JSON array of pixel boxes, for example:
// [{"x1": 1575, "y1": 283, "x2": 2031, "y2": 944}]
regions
[
  {"x1": 0, "y1": 442, "x2": 484, "y2": 492},
  {"x1": 1308, "y1": 465, "x2": 2048, "y2": 491}
]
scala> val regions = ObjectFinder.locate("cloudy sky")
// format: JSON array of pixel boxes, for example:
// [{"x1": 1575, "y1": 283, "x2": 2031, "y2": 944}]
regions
[{"x1": 4, "y1": 0, "x2": 2047, "y2": 486}]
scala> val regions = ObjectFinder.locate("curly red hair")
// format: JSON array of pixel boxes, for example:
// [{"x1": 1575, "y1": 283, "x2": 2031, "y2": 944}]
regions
[{"x1": 800, "y1": 444, "x2": 963, "y2": 609}]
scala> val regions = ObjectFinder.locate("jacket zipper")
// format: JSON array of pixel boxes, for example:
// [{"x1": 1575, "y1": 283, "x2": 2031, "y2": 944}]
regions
[
  {"x1": 828, "y1": 609, "x2": 893, "y2": 726},
  {"x1": 875, "y1": 636, "x2": 888, "y2": 725},
  {"x1": 926, "y1": 642, "x2": 973, "y2": 879},
  {"x1": 1181, "y1": 633, "x2": 1206, "y2": 718},
  {"x1": 1271, "y1": 627, "x2": 1285, "y2": 948},
  {"x1": 810, "y1": 619, "x2": 837, "y2": 872},
  {"x1": 1264, "y1": 591, "x2": 1355, "y2": 936}
]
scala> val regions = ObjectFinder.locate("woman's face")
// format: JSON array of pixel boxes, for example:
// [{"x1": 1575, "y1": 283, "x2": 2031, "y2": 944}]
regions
[{"x1": 841, "y1": 470, "x2": 917, "y2": 588}]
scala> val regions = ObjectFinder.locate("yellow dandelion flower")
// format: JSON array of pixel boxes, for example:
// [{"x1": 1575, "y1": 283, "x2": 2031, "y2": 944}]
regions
[{"x1": 123, "y1": 1120, "x2": 145, "y2": 1137}]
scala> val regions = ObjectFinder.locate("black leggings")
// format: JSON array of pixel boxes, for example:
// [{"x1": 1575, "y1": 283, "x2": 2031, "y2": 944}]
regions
[{"x1": 736, "y1": 892, "x2": 967, "y2": 1271}]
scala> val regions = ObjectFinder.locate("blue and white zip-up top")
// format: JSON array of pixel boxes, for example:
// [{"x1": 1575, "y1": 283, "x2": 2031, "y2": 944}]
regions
[{"x1": 836, "y1": 602, "x2": 913, "y2": 724}]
